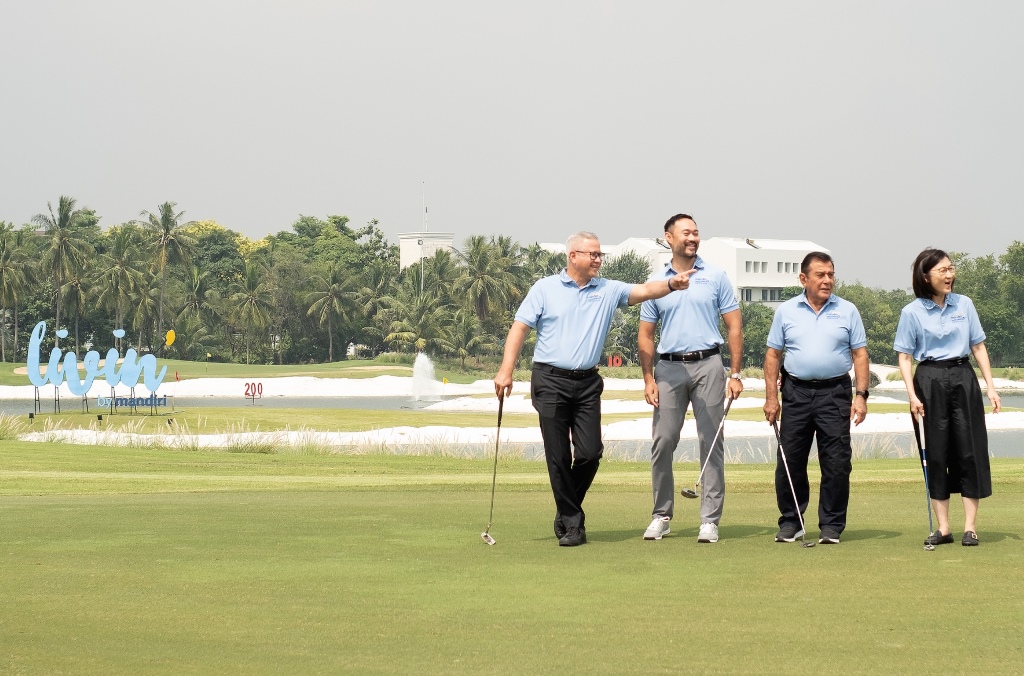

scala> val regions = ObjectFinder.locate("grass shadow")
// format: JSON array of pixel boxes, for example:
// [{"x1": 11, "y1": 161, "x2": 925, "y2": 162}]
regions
[
  {"x1": 721, "y1": 524, "x2": 776, "y2": 539},
  {"x1": 977, "y1": 531, "x2": 1021, "y2": 544},
  {"x1": 839, "y1": 528, "x2": 903, "y2": 541}
]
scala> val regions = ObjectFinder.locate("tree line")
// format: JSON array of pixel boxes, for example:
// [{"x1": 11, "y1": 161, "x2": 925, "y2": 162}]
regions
[{"x1": 1, "y1": 196, "x2": 1022, "y2": 369}]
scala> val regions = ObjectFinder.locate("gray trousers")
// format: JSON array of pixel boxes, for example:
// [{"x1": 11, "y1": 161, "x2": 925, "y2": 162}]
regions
[{"x1": 651, "y1": 355, "x2": 727, "y2": 524}]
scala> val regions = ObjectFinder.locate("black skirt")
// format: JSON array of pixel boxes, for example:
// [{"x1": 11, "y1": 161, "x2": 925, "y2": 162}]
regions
[{"x1": 913, "y1": 360, "x2": 992, "y2": 500}]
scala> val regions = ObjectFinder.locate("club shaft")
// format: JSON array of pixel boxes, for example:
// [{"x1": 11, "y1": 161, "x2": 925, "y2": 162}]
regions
[
  {"x1": 691, "y1": 397, "x2": 734, "y2": 491},
  {"x1": 485, "y1": 397, "x2": 503, "y2": 532},
  {"x1": 773, "y1": 421, "x2": 807, "y2": 536},
  {"x1": 915, "y1": 415, "x2": 934, "y2": 534}
]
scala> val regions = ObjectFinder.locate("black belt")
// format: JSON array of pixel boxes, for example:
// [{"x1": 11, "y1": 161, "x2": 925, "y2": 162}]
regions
[
  {"x1": 534, "y1": 363, "x2": 600, "y2": 380},
  {"x1": 659, "y1": 346, "x2": 720, "y2": 363},
  {"x1": 786, "y1": 373, "x2": 850, "y2": 388},
  {"x1": 920, "y1": 356, "x2": 971, "y2": 368}
]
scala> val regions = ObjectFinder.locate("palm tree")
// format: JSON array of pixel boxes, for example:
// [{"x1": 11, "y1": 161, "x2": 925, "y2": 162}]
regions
[
  {"x1": 355, "y1": 260, "x2": 397, "y2": 356},
  {"x1": 230, "y1": 262, "x2": 273, "y2": 364},
  {"x1": 384, "y1": 283, "x2": 454, "y2": 355},
  {"x1": 454, "y1": 236, "x2": 518, "y2": 326},
  {"x1": 449, "y1": 309, "x2": 494, "y2": 368},
  {"x1": 32, "y1": 195, "x2": 94, "y2": 347},
  {"x1": 60, "y1": 273, "x2": 89, "y2": 354},
  {"x1": 92, "y1": 224, "x2": 147, "y2": 354},
  {"x1": 141, "y1": 201, "x2": 195, "y2": 342},
  {"x1": 177, "y1": 265, "x2": 221, "y2": 327},
  {"x1": 10, "y1": 228, "x2": 42, "y2": 359},
  {"x1": 306, "y1": 265, "x2": 357, "y2": 362},
  {"x1": 422, "y1": 249, "x2": 459, "y2": 303},
  {"x1": 0, "y1": 229, "x2": 30, "y2": 361}
]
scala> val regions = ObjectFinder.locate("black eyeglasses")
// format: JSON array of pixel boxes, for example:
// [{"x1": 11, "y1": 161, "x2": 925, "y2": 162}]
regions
[{"x1": 572, "y1": 251, "x2": 605, "y2": 261}]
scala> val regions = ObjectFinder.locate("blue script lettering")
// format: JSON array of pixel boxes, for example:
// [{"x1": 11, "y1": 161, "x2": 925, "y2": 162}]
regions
[{"x1": 27, "y1": 321, "x2": 168, "y2": 393}]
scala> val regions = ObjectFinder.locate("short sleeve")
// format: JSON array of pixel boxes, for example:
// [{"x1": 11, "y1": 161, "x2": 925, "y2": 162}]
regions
[
  {"x1": 717, "y1": 271, "x2": 739, "y2": 314},
  {"x1": 514, "y1": 281, "x2": 544, "y2": 328},
  {"x1": 639, "y1": 298, "x2": 659, "y2": 323},
  {"x1": 964, "y1": 297, "x2": 987, "y2": 346},
  {"x1": 893, "y1": 307, "x2": 918, "y2": 355},
  {"x1": 847, "y1": 305, "x2": 867, "y2": 349},
  {"x1": 614, "y1": 281, "x2": 633, "y2": 309},
  {"x1": 766, "y1": 308, "x2": 785, "y2": 350}
]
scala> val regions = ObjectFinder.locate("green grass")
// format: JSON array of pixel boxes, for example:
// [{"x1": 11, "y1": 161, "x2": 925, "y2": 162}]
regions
[{"x1": 2, "y1": 444, "x2": 1023, "y2": 673}]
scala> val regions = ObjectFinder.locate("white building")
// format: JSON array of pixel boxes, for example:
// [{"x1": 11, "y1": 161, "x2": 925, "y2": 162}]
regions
[
  {"x1": 397, "y1": 232, "x2": 455, "y2": 270},
  {"x1": 543, "y1": 236, "x2": 828, "y2": 307},
  {"x1": 697, "y1": 237, "x2": 829, "y2": 305}
]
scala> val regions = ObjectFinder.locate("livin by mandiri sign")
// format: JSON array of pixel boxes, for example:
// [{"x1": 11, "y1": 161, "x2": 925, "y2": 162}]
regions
[{"x1": 26, "y1": 321, "x2": 168, "y2": 396}]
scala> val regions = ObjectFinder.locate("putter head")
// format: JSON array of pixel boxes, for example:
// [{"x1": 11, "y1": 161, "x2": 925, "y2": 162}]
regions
[
  {"x1": 924, "y1": 543, "x2": 935, "y2": 551},
  {"x1": 801, "y1": 539, "x2": 816, "y2": 548},
  {"x1": 680, "y1": 488, "x2": 698, "y2": 499},
  {"x1": 481, "y1": 532, "x2": 496, "y2": 546}
]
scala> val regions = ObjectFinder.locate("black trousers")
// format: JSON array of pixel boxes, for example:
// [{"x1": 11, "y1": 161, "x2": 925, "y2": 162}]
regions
[
  {"x1": 913, "y1": 361, "x2": 991, "y2": 500},
  {"x1": 531, "y1": 366, "x2": 604, "y2": 529},
  {"x1": 777, "y1": 376, "x2": 853, "y2": 534}
]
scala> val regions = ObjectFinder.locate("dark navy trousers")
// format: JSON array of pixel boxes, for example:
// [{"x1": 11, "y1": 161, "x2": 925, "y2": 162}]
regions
[
  {"x1": 777, "y1": 375, "x2": 853, "y2": 534},
  {"x1": 531, "y1": 365, "x2": 604, "y2": 529}
]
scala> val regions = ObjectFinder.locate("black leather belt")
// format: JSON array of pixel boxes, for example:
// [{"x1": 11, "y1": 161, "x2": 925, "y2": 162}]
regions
[
  {"x1": 659, "y1": 346, "x2": 720, "y2": 363},
  {"x1": 534, "y1": 363, "x2": 600, "y2": 379},
  {"x1": 787, "y1": 374, "x2": 850, "y2": 388},
  {"x1": 920, "y1": 356, "x2": 971, "y2": 368}
]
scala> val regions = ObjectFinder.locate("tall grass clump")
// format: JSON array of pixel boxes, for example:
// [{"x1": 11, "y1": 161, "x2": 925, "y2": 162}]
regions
[{"x1": 0, "y1": 412, "x2": 30, "y2": 440}]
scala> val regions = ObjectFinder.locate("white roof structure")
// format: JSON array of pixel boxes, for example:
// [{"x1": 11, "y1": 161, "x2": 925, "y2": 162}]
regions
[{"x1": 540, "y1": 235, "x2": 830, "y2": 307}]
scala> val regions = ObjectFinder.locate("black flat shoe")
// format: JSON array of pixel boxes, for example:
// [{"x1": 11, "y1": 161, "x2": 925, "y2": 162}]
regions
[
  {"x1": 924, "y1": 530, "x2": 954, "y2": 546},
  {"x1": 962, "y1": 531, "x2": 979, "y2": 547}
]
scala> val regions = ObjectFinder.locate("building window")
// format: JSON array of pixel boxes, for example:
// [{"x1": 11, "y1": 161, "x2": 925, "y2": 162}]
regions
[
  {"x1": 785, "y1": 262, "x2": 791, "y2": 272},
  {"x1": 745, "y1": 261, "x2": 751, "y2": 272},
  {"x1": 742, "y1": 288, "x2": 752, "y2": 301},
  {"x1": 778, "y1": 262, "x2": 783, "y2": 273},
  {"x1": 761, "y1": 289, "x2": 769, "y2": 301},
  {"x1": 761, "y1": 262, "x2": 767, "y2": 273}
]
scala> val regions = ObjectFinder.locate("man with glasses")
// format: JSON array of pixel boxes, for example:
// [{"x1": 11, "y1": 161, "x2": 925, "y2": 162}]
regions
[
  {"x1": 639, "y1": 214, "x2": 743, "y2": 544},
  {"x1": 494, "y1": 231, "x2": 694, "y2": 546}
]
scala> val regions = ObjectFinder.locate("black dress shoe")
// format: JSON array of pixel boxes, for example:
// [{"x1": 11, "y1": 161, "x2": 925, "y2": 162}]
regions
[
  {"x1": 558, "y1": 526, "x2": 585, "y2": 547},
  {"x1": 554, "y1": 514, "x2": 566, "y2": 539},
  {"x1": 924, "y1": 530, "x2": 954, "y2": 546},
  {"x1": 962, "y1": 531, "x2": 979, "y2": 547}
]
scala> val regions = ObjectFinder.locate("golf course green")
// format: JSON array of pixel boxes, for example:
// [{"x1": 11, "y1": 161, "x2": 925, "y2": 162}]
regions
[{"x1": 2, "y1": 442, "x2": 1022, "y2": 674}]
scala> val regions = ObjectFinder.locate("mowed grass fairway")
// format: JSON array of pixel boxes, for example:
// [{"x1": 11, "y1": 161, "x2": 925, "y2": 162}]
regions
[{"x1": 3, "y1": 444, "x2": 1024, "y2": 674}]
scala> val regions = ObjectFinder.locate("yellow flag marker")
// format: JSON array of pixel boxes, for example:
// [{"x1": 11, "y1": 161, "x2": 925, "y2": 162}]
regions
[{"x1": 165, "y1": 329, "x2": 176, "y2": 347}]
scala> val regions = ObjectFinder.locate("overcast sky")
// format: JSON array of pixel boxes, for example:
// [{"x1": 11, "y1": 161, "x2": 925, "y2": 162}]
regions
[{"x1": 2, "y1": 1, "x2": 1021, "y2": 290}]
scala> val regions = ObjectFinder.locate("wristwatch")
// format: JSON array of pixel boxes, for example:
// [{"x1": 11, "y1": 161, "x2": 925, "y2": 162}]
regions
[
  {"x1": 855, "y1": 390, "x2": 870, "y2": 399},
  {"x1": 730, "y1": 373, "x2": 742, "y2": 381}
]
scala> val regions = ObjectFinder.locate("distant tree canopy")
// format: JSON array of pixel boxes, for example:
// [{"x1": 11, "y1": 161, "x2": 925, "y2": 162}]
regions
[{"x1": 3, "y1": 198, "x2": 1022, "y2": 369}]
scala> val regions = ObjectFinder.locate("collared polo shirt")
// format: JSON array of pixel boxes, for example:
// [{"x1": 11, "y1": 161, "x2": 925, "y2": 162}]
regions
[
  {"x1": 639, "y1": 256, "x2": 739, "y2": 354},
  {"x1": 515, "y1": 270, "x2": 633, "y2": 370},
  {"x1": 893, "y1": 293, "x2": 985, "y2": 361},
  {"x1": 767, "y1": 292, "x2": 867, "y2": 380}
]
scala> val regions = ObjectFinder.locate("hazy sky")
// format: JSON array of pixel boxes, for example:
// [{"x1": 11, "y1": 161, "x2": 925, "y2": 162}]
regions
[{"x1": 2, "y1": 2, "x2": 1021, "y2": 289}]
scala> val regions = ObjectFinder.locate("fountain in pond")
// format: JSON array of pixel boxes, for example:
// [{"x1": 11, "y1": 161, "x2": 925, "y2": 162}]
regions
[{"x1": 412, "y1": 353, "x2": 442, "y2": 401}]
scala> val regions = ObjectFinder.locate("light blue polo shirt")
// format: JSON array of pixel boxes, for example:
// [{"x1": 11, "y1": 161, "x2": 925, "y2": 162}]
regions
[
  {"x1": 767, "y1": 292, "x2": 867, "y2": 380},
  {"x1": 893, "y1": 293, "x2": 985, "y2": 361},
  {"x1": 639, "y1": 256, "x2": 739, "y2": 354},
  {"x1": 515, "y1": 270, "x2": 633, "y2": 370}
]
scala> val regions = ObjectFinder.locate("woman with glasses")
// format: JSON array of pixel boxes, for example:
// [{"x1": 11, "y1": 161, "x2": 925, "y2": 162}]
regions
[{"x1": 894, "y1": 248, "x2": 1001, "y2": 547}]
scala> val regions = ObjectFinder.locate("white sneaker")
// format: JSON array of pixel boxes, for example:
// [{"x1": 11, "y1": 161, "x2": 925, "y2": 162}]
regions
[
  {"x1": 643, "y1": 516, "x2": 671, "y2": 540},
  {"x1": 697, "y1": 522, "x2": 719, "y2": 543}
]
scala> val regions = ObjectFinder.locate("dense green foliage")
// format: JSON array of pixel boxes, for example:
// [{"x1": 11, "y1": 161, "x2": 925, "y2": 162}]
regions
[{"x1": 3, "y1": 199, "x2": 1023, "y2": 366}]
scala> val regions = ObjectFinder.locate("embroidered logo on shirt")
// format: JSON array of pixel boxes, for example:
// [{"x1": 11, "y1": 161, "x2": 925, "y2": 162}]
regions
[
  {"x1": 950, "y1": 313, "x2": 966, "y2": 323},
  {"x1": 693, "y1": 277, "x2": 712, "y2": 285},
  {"x1": 825, "y1": 311, "x2": 842, "y2": 320},
  {"x1": 587, "y1": 294, "x2": 604, "y2": 302}
]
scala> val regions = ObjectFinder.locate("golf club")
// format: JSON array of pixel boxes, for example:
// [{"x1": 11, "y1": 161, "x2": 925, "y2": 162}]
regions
[
  {"x1": 913, "y1": 413, "x2": 936, "y2": 551},
  {"x1": 681, "y1": 396, "x2": 734, "y2": 499},
  {"x1": 481, "y1": 395, "x2": 504, "y2": 545},
  {"x1": 771, "y1": 421, "x2": 815, "y2": 548}
]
